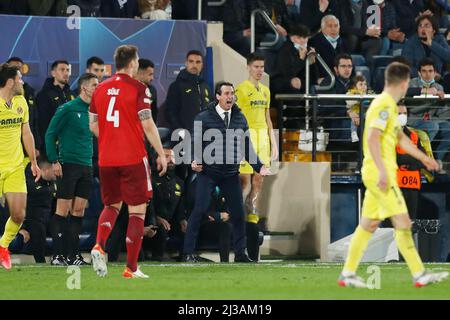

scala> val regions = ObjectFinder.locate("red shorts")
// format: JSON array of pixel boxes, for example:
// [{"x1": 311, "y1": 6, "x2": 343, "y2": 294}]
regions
[{"x1": 99, "y1": 157, "x2": 153, "y2": 206}]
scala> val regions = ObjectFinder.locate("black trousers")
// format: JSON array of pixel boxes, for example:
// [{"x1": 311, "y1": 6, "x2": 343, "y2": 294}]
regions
[
  {"x1": 183, "y1": 172, "x2": 247, "y2": 256},
  {"x1": 23, "y1": 206, "x2": 51, "y2": 263}
]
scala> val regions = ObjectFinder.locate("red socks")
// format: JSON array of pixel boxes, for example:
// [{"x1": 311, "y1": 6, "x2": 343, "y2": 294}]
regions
[
  {"x1": 126, "y1": 214, "x2": 144, "y2": 272},
  {"x1": 96, "y1": 206, "x2": 120, "y2": 249}
]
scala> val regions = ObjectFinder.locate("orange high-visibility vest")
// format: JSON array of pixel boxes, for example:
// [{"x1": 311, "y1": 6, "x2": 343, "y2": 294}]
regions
[{"x1": 396, "y1": 130, "x2": 421, "y2": 190}]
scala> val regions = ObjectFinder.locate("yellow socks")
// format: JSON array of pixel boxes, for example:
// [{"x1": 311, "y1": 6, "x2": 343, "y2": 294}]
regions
[
  {"x1": 395, "y1": 229, "x2": 425, "y2": 276},
  {"x1": 0, "y1": 217, "x2": 22, "y2": 248},
  {"x1": 343, "y1": 226, "x2": 373, "y2": 274}
]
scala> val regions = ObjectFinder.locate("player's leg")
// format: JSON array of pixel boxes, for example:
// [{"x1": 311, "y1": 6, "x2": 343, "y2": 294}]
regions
[
  {"x1": 50, "y1": 198, "x2": 71, "y2": 265},
  {"x1": 391, "y1": 213, "x2": 449, "y2": 287},
  {"x1": 66, "y1": 196, "x2": 89, "y2": 265},
  {"x1": 123, "y1": 203, "x2": 147, "y2": 278},
  {"x1": 0, "y1": 166, "x2": 27, "y2": 270},
  {"x1": 239, "y1": 174, "x2": 251, "y2": 211},
  {"x1": 247, "y1": 173, "x2": 263, "y2": 222}
]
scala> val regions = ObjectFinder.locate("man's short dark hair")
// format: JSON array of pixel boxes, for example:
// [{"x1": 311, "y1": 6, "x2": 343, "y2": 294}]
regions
[
  {"x1": 246, "y1": 52, "x2": 265, "y2": 65},
  {"x1": 0, "y1": 64, "x2": 20, "y2": 88},
  {"x1": 114, "y1": 45, "x2": 138, "y2": 70},
  {"x1": 416, "y1": 14, "x2": 439, "y2": 35},
  {"x1": 51, "y1": 60, "x2": 69, "y2": 70},
  {"x1": 215, "y1": 81, "x2": 234, "y2": 96},
  {"x1": 186, "y1": 50, "x2": 203, "y2": 60},
  {"x1": 77, "y1": 73, "x2": 98, "y2": 90},
  {"x1": 290, "y1": 25, "x2": 311, "y2": 38},
  {"x1": 418, "y1": 57, "x2": 435, "y2": 71},
  {"x1": 138, "y1": 58, "x2": 155, "y2": 71},
  {"x1": 86, "y1": 56, "x2": 104, "y2": 68},
  {"x1": 385, "y1": 62, "x2": 410, "y2": 86},
  {"x1": 334, "y1": 53, "x2": 352, "y2": 68},
  {"x1": 6, "y1": 57, "x2": 24, "y2": 64},
  {"x1": 391, "y1": 56, "x2": 411, "y2": 67}
]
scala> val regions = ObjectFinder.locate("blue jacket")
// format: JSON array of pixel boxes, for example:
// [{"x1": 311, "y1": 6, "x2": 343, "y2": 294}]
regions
[
  {"x1": 191, "y1": 102, "x2": 263, "y2": 177},
  {"x1": 403, "y1": 34, "x2": 450, "y2": 77}
]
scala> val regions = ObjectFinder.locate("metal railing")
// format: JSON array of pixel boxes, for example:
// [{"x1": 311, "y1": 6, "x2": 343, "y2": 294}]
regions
[
  {"x1": 250, "y1": 9, "x2": 280, "y2": 53},
  {"x1": 197, "y1": 0, "x2": 227, "y2": 20},
  {"x1": 275, "y1": 94, "x2": 450, "y2": 170}
]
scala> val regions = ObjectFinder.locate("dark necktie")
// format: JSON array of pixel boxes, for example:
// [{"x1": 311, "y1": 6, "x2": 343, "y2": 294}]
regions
[{"x1": 224, "y1": 111, "x2": 229, "y2": 128}]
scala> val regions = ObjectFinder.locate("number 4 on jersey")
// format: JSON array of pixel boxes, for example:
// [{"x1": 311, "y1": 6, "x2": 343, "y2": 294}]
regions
[{"x1": 107, "y1": 97, "x2": 119, "y2": 127}]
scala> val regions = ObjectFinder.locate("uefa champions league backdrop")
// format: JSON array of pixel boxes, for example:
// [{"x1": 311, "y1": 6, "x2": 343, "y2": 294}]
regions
[{"x1": 0, "y1": 14, "x2": 207, "y2": 125}]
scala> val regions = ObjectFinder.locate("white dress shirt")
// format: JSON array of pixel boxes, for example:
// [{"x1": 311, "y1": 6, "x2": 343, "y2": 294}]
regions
[{"x1": 216, "y1": 104, "x2": 230, "y2": 127}]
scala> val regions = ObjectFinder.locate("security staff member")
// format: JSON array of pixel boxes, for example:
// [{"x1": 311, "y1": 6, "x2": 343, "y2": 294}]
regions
[{"x1": 183, "y1": 81, "x2": 270, "y2": 263}]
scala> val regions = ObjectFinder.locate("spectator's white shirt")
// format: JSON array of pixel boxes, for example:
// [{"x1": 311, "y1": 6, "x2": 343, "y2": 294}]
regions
[{"x1": 142, "y1": 9, "x2": 170, "y2": 20}]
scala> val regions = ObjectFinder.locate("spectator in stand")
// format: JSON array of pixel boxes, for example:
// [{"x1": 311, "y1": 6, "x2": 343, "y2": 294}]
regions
[
  {"x1": 101, "y1": 0, "x2": 140, "y2": 18},
  {"x1": 138, "y1": 0, "x2": 171, "y2": 19},
  {"x1": 443, "y1": 28, "x2": 450, "y2": 94},
  {"x1": 28, "y1": 0, "x2": 68, "y2": 16},
  {"x1": 392, "y1": 0, "x2": 425, "y2": 38},
  {"x1": 407, "y1": 58, "x2": 450, "y2": 164},
  {"x1": 165, "y1": 50, "x2": 212, "y2": 135},
  {"x1": 222, "y1": 0, "x2": 252, "y2": 57},
  {"x1": 346, "y1": 74, "x2": 370, "y2": 143},
  {"x1": 336, "y1": 0, "x2": 382, "y2": 62},
  {"x1": 251, "y1": 0, "x2": 293, "y2": 50},
  {"x1": 171, "y1": 0, "x2": 205, "y2": 20},
  {"x1": 285, "y1": 0, "x2": 301, "y2": 23},
  {"x1": 309, "y1": 15, "x2": 347, "y2": 79},
  {"x1": 0, "y1": 0, "x2": 29, "y2": 15},
  {"x1": 299, "y1": 0, "x2": 337, "y2": 34},
  {"x1": 403, "y1": 14, "x2": 450, "y2": 78},
  {"x1": 135, "y1": 58, "x2": 158, "y2": 121},
  {"x1": 67, "y1": 0, "x2": 101, "y2": 16},
  {"x1": 371, "y1": 0, "x2": 406, "y2": 55},
  {"x1": 424, "y1": 0, "x2": 450, "y2": 29},
  {"x1": 271, "y1": 25, "x2": 319, "y2": 95},
  {"x1": 36, "y1": 60, "x2": 75, "y2": 160}
]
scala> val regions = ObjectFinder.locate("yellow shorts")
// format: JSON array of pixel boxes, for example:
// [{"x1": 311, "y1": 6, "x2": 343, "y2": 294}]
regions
[
  {"x1": 240, "y1": 129, "x2": 270, "y2": 174},
  {"x1": 0, "y1": 164, "x2": 27, "y2": 197},
  {"x1": 361, "y1": 179, "x2": 408, "y2": 221}
]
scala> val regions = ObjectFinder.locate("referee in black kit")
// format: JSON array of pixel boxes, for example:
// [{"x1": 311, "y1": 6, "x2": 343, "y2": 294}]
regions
[{"x1": 182, "y1": 81, "x2": 270, "y2": 263}]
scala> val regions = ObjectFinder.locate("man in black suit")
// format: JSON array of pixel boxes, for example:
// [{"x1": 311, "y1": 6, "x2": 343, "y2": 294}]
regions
[
  {"x1": 182, "y1": 82, "x2": 270, "y2": 263},
  {"x1": 309, "y1": 14, "x2": 347, "y2": 79}
]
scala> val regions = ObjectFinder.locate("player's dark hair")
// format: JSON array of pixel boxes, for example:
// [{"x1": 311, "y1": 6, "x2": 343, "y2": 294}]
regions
[
  {"x1": 418, "y1": 57, "x2": 435, "y2": 71},
  {"x1": 114, "y1": 45, "x2": 138, "y2": 70},
  {"x1": 215, "y1": 81, "x2": 234, "y2": 96},
  {"x1": 86, "y1": 56, "x2": 104, "y2": 68},
  {"x1": 138, "y1": 58, "x2": 155, "y2": 70},
  {"x1": 334, "y1": 53, "x2": 353, "y2": 68},
  {"x1": 0, "y1": 63, "x2": 20, "y2": 88},
  {"x1": 51, "y1": 60, "x2": 69, "y2": 70},
  {"x1": 186, "y1": 50, "x2": 203, "y2": 60},
  {"x1": 246, "y1": 52, "x2": 265, "y2": 65},
  {"x1": 78, "y1": 73, "x2": 98, "y2": 90},
  {"x1": 385, "y1": 62, "x2": 410, "y2": 86},
  {"x1": 391, "y1": 55, "x2": 411, "y2": 67},
  {"x1": 6, "y1": 57, "x2": 24, "y2": 64}
]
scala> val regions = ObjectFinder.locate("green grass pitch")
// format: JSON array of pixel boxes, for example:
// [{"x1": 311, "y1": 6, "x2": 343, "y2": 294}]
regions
[{"x1": 1, "y1": 262, "x2": 449, "y2": 300}]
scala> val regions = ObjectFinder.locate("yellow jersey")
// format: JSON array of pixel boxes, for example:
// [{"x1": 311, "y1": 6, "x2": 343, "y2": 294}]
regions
[
  {"x1": 235, "y1": 80, "x2": 270, "y2": 129},
  {"x1": 361, "y1": 92, "x2": 400, "y2": 183},
  {"x1": 0, "y1": 95, "x2": 29, "y2": 170}
]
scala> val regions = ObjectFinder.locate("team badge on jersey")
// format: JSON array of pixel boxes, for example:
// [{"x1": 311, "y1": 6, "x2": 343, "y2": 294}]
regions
[{"x1": 17, "y1": 107, "x2": 23, "y2": 115}]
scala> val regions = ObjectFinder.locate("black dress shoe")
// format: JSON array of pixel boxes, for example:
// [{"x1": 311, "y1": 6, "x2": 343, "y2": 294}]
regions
[
  {"x1": 182, "y1": 254, "x2": 198, "y2": 262},
  {"x1": 234, "y1": 254, "x2": 254, "y2": 263}
]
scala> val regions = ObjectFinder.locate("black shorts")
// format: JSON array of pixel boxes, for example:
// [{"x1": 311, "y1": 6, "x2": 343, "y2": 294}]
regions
[{"x1": 56, "y1": 163, "x2": 93, "y2": 200}]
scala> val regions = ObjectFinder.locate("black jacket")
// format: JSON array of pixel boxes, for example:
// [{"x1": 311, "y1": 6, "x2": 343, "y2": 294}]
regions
[
  {"x1": 252, "y1": 0, "x2": 293, "y2": 39},
  {"x1": 392, "y1": 0, "x2": 424, "y2": 38},
  {"x1": 336, "y1": 0, "x2": 369, "y2": 39},
  {"x1": 299, "y1": 0, "x2": 337, "y2": 34},
  {"x1": 100, "y1": 0, "x2": 139, "y2": 18},
  {"x1": 397, "y1": 127, "x2": 426, "y2": 171},
  {"x1": 271, "y1": 38, "x2": 319, "y2": 93},
  {"x1": 309, "y1": 32, "x2": 347, "y2": 78},
  {"x1": 192, "y1": 103, "x2": 263, "y2": 177},
  {"x1": 68, "y1": 0, "x2": 101, "y2": 16},
  {"x1": 36, "y1": 77, "x2": 74, "y2": 160},
  {"x1": 165, "y1": 69, "x2": 212, "y2": 131},
  {"x1": 23, "y1": 82, "x2": 42, "y2": 153},
  {"x1": 222, "y1": 0, "x2": 251, "y2": 34}
]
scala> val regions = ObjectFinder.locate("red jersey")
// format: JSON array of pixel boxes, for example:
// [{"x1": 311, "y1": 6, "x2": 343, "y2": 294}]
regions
[{"x1": 90, "y1": 73, "x2": 152, "y2": 166}]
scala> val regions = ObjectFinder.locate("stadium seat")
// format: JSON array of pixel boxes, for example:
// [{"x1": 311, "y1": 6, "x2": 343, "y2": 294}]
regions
[
  {"x1": 372, "y1": 55, "x2": 393, "y2": 70},
  {"x1": 351, "y1": 55, "x2": 366, "y2": 67},
  {"x1": 355, "y1": 66, "x2": 371, "y2": 84}
]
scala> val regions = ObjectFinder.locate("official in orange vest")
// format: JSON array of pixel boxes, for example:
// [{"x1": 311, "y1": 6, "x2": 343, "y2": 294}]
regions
[{"x1": 396, "y1": 103, "x2": 426, "y2": 220}]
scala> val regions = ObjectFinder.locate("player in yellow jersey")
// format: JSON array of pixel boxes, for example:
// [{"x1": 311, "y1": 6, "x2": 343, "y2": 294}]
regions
[
  {"x1": 338, "y1": 62, "x2": 448, "y2": 288},
  {"x1": 236, "y1": 53, "x2": 277, "y2": 255},
  {"x1": 0, "y1": 64, "x2": 40, "y2": 270}
]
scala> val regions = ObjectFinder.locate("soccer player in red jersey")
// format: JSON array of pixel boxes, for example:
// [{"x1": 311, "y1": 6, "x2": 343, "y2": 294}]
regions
[{"x1": 89, "y1": 45, "x2": 167, "y2": 278}]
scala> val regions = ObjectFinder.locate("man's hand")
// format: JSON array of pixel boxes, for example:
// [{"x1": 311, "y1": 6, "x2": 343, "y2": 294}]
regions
[
  {"x1": 299, "y1": 47, "x2": 307, "y2": 60},
  {"x1": 52, "y1": 162, "x2": 62, "y2": 178},
  {"x1": 377, "y1": 168, "x2": 388, "y2": 191},
  {"x1": 143, "y1": 225, "x2": 157, "y2": 238},
  {"x1": 348, "y1": 111, "x2": 360, "y2": 126},
  {"x1": 420, "y1": 9, "x2": 433, "y2": 17},
  {"x1": 156, "y1": 216, "x2": 171, "y2": 231},
  {"x1": 243, "y1": 28, "x2": 251, "y2": 37},
  {"x1": 290, "y1": 77, "x2": 302, "y2": 89},
  {"x1": 366, "y1": 25, "x2": 381, "y2": 38},
  {"x1": 157, "y1": 155, "x2": 168, "y2": 177},
  {"x1": 275, "y1": 24, "x2": 287, "y2": 36},
  {"x1": 420, "y1": 28, "x2": 433, "y2": 46},
  {"x1": 191, "y1": 160, "x2": 203, "y2": 172},
  {"x1": 387, "y1": 28, "x2": 405, "y2": 42},
  {"x1": 422, "y1": 156, "x2": 440, "y2": 172},
  {"x1": 220, "y1": 212, "x2": 230, "y2": 222},
  {"x1": 259, "y1": 165, "x2": 271, "y2": 176},
  {"x1": 422, "y1": 87, "x2": 439, "y2": 96},
  {"x1": 180, "y1": 219, "x2": 188, "y2": 233}
]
